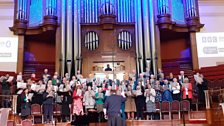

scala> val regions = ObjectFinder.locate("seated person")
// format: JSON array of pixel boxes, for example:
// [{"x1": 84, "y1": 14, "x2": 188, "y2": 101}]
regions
[{"x1": 104, "y1": 64, "x2": 112, "y2": 71}]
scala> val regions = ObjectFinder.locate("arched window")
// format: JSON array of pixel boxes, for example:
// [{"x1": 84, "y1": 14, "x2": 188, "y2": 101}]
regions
[
  {"x1": 118, "y1": 31, "x2": 132, "y2": 50},
  {"x1": 84, "y1": 31, "x2": 99, "y2": 51},
  {"x1": 100, "y1": 3, "x2": 115, "y2": 15}
]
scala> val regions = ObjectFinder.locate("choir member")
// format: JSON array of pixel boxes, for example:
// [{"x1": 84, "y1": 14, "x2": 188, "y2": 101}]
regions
[
  {"x1": 20, "y1": 88, "x2": 31, "y2": 120},
  {"x1": 144, "y1": 84, "x2": 156, "y2": 120},
  {"x1": 72, "y1": 83, "x2": 84, "y2": 116},
  {"x1": 43, "y1": 85, "x2": 54, "y2": 123},
  {"x1": 125, "y1": 85, "x2": 136, "y2": 120}
]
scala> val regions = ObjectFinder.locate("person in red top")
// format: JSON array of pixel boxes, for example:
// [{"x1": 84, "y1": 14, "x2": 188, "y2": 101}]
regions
[
  {"x1": 181, "y1": 78, "x2": 193, "y2": 108},
  {"x1": 72, "y1": 83, "x2": 84, "y2": 116}
]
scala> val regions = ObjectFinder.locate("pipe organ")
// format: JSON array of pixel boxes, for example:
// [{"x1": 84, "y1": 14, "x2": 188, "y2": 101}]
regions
[{"x1": 10, "y1": 0, "x2": 203, "y2": 77}]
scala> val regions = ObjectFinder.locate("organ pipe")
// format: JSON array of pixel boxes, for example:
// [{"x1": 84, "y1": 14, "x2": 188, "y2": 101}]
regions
[
  {"x1": 66, "y1": 0, "x2": 73, "y2": 75},
  {"x1": 61, "y1": 0, "x2": 66, "y2": 76},
  {"x1": 157, "y1": 0, "x2": 170, "y2": 15},
  {"x1": 142, "y1": 0, "x2": 152, "y2": 69},
  {"x1": 184, "y1": 0, "x2": 198, "y2": 18},
  {"x1": 73, "y1": 0, "x2": 81, "y2": 72},
  {"x1": 16, "y1": 0, "x2": 29, "y2": 20},
  {"x1": 149, "y1": 0, "x2": 158, "y2": 74},
  {"x1": 135, "y1": 0, "x2": 144, "y2": 73},
  {"x1": 46, "y1": 0, "x2": 57, "y2": 16}
]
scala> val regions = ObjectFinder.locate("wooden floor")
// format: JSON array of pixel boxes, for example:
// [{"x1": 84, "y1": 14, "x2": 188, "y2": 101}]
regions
[{"x1": 8, "y1": 109, "x2": 224, "y2": 126}]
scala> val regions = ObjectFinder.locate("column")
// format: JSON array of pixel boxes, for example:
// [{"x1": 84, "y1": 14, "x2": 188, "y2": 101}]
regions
[
  {"x1": 190, "y1": 32, "x2": 199, "y2": 70},
  {"x1": 204, "y1": 90, "x2": 210, "y2": 109},
  {"x1": 16, "y1": 35, "x2": 24, "y2": 73},
  {"x1": 12, "y1": 95, "x2": 18, "y2": 114},
  {"x1": 55, "y1": 27, "x2": 61, "y2": 74}
]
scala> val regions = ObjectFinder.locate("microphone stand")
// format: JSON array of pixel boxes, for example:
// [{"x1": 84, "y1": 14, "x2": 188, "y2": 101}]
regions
[
  {"x1": 53, "y1": 91, "x2": 57, "y2": 126},
  {"x1": 181, "y1": 103, "x2": 186, "y2": 126}
]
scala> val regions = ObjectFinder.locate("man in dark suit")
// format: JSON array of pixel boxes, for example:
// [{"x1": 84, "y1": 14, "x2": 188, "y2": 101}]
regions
[
  {"x1": 104, "y1": 89, "x2": 126, "y2": 126},
  {"x1": 105, "y1": 64, "x2": 112, "y2": 71}
]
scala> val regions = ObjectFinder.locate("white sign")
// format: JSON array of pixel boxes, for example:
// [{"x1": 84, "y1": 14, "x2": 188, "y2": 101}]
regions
[
  {"x1": 0, "y1": 37, "x2": 18, "y2": 62},
  {"x1": 196, "y1": 32, "x2": 224, "y2": 58}
]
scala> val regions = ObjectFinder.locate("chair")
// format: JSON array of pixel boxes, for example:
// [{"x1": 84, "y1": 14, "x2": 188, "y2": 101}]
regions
[
  {"x1": 21, "y1": 119, "x2": 32, "y2": 126},
  {"x1": 161, "y1": 101, "x2": 171, "y2": 120},
  {"x1": 7, "y1": 120, "x2": 15, "y2": 126},
  {"x1": 181, "y1": 100, "x2": 191, "y2": 119},
  {"x1": 155, "y1": 102, "x2": 161, "y2": 120},
  {"x1": 171, "y1": 100, "x2": 180, "y2": 119},
  {"x1": 53, "y1": 104, "x2": 62, "y2": 122},
  {"x1": 31, "y1": 104, "x2": 43, "y2": 124}
]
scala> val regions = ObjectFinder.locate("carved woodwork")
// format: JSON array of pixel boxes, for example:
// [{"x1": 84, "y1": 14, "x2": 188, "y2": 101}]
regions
[{"x1": 81, "y1": 17, "x2": 136, "y2": 77}]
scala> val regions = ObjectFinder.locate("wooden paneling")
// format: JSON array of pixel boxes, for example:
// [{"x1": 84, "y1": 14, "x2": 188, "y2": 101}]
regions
[{"x1": 81, "y1": 24, "x2": 136, "y2": 77}]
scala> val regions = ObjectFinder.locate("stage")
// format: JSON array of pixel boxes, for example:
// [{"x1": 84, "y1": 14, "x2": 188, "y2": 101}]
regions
[{"x1": 7, "y1": 109, "x2": 224, "y2": 126}]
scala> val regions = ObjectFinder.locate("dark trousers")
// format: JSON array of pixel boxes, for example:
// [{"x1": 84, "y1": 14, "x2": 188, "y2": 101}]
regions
[
  {"x1": 135, "y1": 96, "x2": 144, "y2": 119},
  {"x1": 43, "y1": 104, "x2": 53, "y2": 122},
  {"x1": 107, "y1": 114, "x2": 125, "y2": 126},
  {"x1": 2, "y1": 90, "x2": 11, "y2": 108},
  {"x1": 172, "y1": 93, "x2": 180, "y2": 101}
]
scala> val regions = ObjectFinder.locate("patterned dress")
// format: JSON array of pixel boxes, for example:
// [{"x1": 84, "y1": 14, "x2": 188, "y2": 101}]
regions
[
  {"x1": 72, "y1": 89, "x2": 84, "y2": 115},
  {"x1": 154, "y1": 84, "x2": 162, "y2": 102}
]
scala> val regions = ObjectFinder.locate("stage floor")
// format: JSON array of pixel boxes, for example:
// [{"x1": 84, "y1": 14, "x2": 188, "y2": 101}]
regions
[{"x1": 9, "y1": 109, "x2": 224, "y2": 126}]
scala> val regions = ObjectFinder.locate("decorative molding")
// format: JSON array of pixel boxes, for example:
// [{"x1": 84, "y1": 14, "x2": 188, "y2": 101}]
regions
[
  {"x1": 0, "y1": 0, "x2": 14, "y2": 8},
  {"x1": 200, "y1": 12, "x2": 224, "y2": 17},
  {"x1": 198, "y1": 0, "x2": 224, "y2": 6}
]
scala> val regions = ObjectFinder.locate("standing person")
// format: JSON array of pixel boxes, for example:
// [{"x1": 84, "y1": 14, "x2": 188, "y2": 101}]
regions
[
  {"x1": 104, "y1": 88, "x2": 126, "y2": 126},
  {"x1": 162, "y1": 79, "x2": 173, "y2": 102},
  {"x1": 135, "y1": 81, "x2": 145, "y2": 120},
  {"x1": 1, "y1": 74, "x2": 11, "y2": 107},
  {"x1": 125, "y1": 85, "x2": 136, "y2": 120},
  {"x1": 157, "y1": 68, "x2": 164, "y2": 82},
  {"x1": 182, "y1": 78, "x2": 193, "y2": 109},
  {"x1": 60, "y1": 81, "x2": 72, "y2": 122},
  {"x1": 20, "y1": 88, "x2": 31, "y2": 120},
  {"x1": 178, "y1": 71, "x2": 185, "y2": 85},
  {"x1": 95, "y1": 87, "x2": 105, "y2": 122},
  {"x1": 197, "y1": 74, "x2": 208, "y2": 108},
  {"x1": 154, "y1": 80, "x2": 162, "y2": 102},
  {"x1": 42, "y1": 69, "x2": 51, "y2": 84},
  {"x1": 171, "y1": 78, "x2": 181, "y2": 101},
  {"x1": 83, "y1": 86, "x2": 95, "y2": 113},
  {"x1": 144, "y1": 84, "x2": 156, "y2": 120},
  {"x1": 72, "y1": 84, "x2": 84, "y2": 116},
  {"x1": 43, "y1": 86, "x2": 54, "y2": 124}
]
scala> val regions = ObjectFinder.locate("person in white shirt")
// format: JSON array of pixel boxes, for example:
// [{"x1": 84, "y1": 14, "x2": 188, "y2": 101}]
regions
[{"x1": 171, "y1": 78, "x2": 181, "y2": 101}]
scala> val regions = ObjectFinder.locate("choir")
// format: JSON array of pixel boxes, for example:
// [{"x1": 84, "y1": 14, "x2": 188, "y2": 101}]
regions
[{"x1": 0, "y1": 68, "x2": 208, "y2": 124}]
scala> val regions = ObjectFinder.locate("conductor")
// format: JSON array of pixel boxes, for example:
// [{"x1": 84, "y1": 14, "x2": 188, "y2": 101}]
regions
[{"x1": 103, "y1": 87, "x2": 126, "y2": 126}]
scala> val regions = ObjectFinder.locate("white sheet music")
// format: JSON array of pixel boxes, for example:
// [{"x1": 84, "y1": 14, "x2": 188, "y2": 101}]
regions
[
  {"x1": 31, "y1": 84, "x2": 36, "y2": 91},
  {"x1": 17, "y1": 82, "x2": 27, "y2": 89},
  {"x1": 28, "y1": 93, "x2": 34, "y2": 100},
  {"x1": 7, "y1": 76, "x2": 14, "y2": 82}
]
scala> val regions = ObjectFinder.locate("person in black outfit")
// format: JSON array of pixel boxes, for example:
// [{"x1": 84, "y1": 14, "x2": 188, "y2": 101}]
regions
[
  {"x1": 1, "y1": 74, "x2": 11, "y2": 108},
  {"x1": 135, "y1": 81, "x2": 145, "y2": 120},
  {"x1": 20, "y1": 88, "x2": 31, "y2": 120},
  {"x1": 105, "y1": 64, "x2": 112, "y2": 71},
  {"x1": 197, "y1": 74, "x2": 208, "y2": 109},
  {"x1": 43, "y1": 87, "x2": 54, "y2": 123},
  {"x1": 104, "y1": 88, "x2": 126, "y2": 126},
  {"x1": 59, "y1": 84, "x2": 72, "y2": 122}
]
